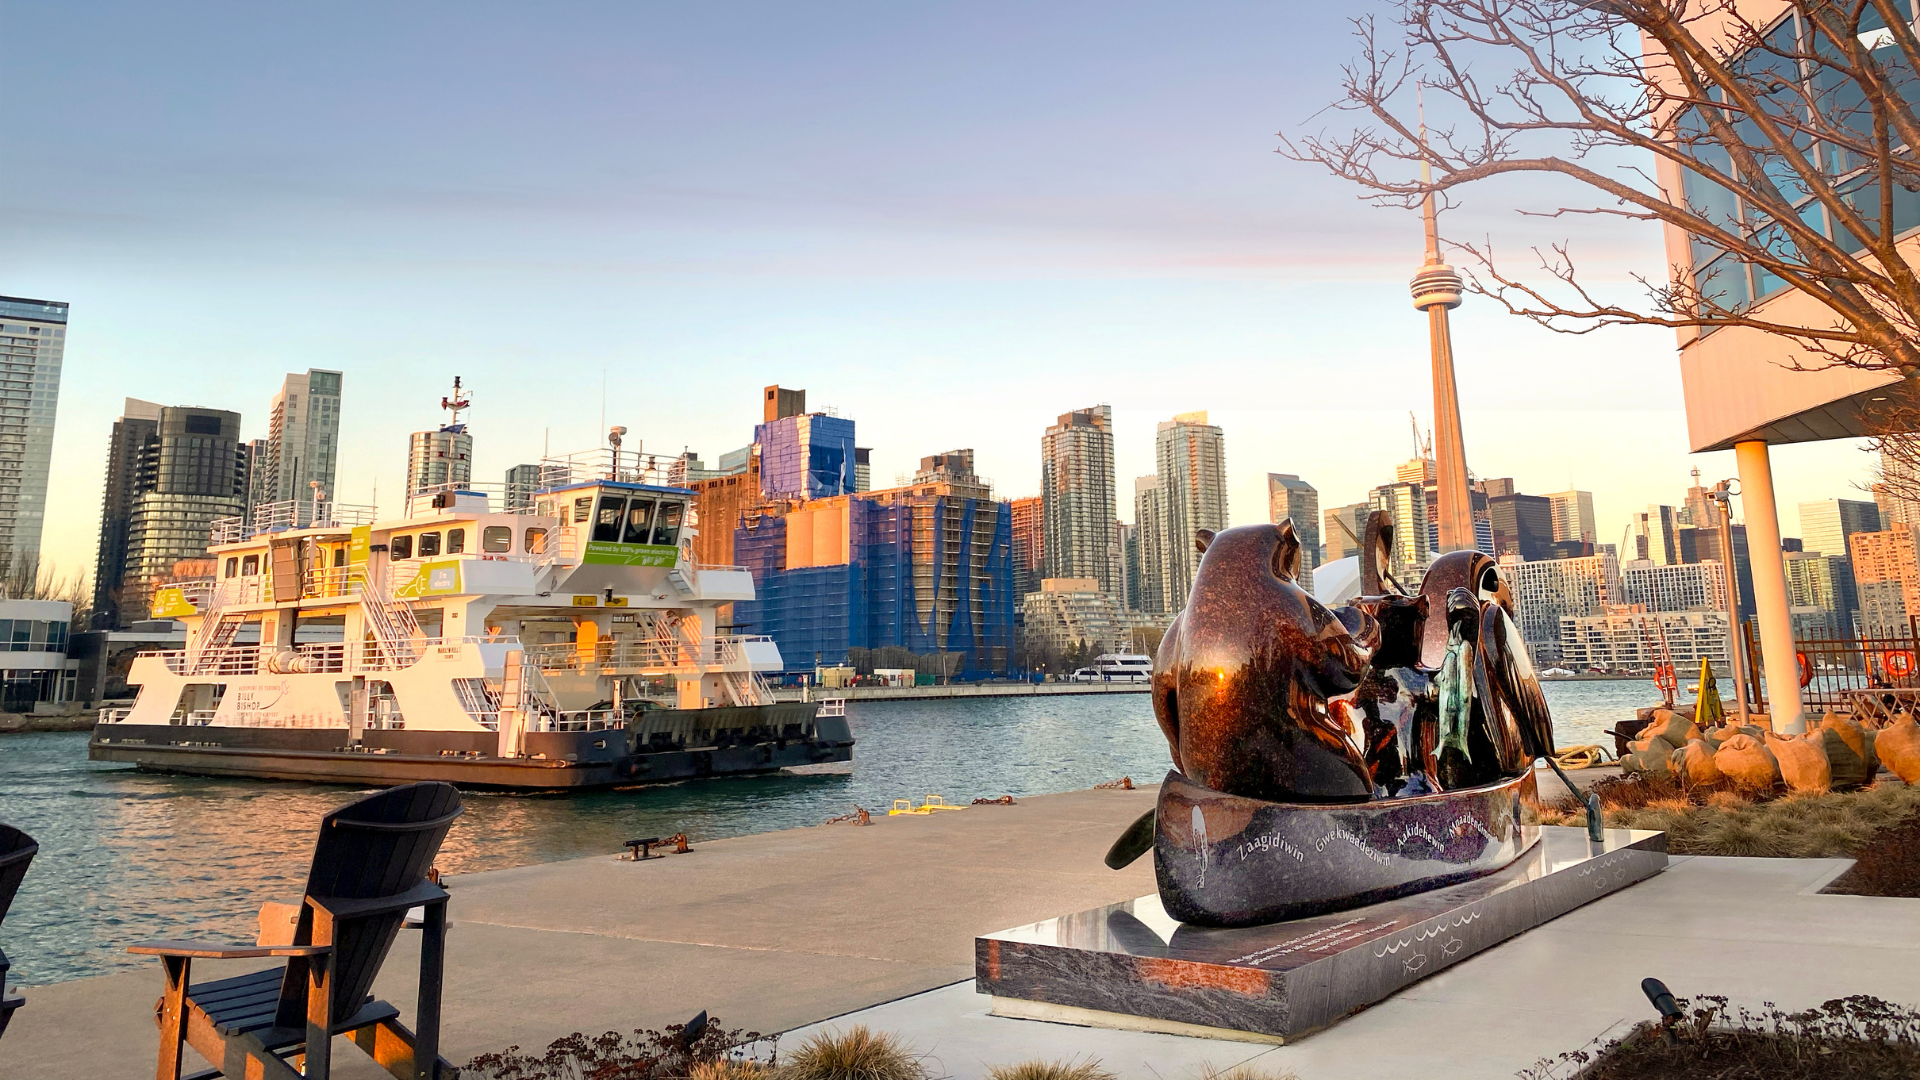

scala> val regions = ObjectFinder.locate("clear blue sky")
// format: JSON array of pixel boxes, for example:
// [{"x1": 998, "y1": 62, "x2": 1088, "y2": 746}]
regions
[{"x1": 2, "y1": 1, "x2": 1872, "y2": 576}]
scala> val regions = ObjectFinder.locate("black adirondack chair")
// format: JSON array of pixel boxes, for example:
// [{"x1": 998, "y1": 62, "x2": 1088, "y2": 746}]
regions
[
  {"x1": 130, "y1": 782, "x2": 462, "y2": 1080},
  {"x1": 0, "y1": 822, "x2": 39, "y2": 1040}
]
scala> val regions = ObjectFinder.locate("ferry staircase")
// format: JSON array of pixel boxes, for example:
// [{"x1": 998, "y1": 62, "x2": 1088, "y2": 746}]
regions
[
  {"x1": 358, "y1": 562, "x2": 424, "y2": 668},
  {"x1": 189, "y1": 589, "x2": 244, "y2": 676}
]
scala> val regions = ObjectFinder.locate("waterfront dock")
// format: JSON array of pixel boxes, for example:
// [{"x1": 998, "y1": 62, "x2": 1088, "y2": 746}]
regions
[
  {"x1": 0, "y1": 785, "x2": 1159, "y2": 1079},
  {"x1": 775, "y1": 681, "x2": 1149, "y2": 702}
]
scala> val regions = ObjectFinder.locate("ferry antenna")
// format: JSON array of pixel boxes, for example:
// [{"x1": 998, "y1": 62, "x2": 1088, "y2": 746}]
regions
[{"x1": 440, "y1": 376, "x2": 470, "y2": 428}]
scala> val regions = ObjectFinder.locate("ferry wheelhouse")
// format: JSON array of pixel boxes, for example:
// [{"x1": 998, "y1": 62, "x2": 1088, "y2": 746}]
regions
[{"x1": 89, "y1": 450, "x2": 853, "y2": 788}]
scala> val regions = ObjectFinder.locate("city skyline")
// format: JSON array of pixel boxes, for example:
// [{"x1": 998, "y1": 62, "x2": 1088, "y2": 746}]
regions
[{"x1": 1, "y1": 3, "x2": 1886, "y2": 587}]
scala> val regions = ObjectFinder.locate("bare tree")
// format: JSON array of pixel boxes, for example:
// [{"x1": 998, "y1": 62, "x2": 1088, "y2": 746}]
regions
[
  {"x1": 0, "y1": 552, "x2": 92, "y2": 626},
  {"x1": 1285, "y1": 0, "x2": 1920, "y2": 374}
]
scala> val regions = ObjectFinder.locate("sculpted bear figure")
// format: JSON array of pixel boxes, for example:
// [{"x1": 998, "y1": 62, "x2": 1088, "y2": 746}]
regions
[
  {"x1": 1346, "y1": 593, "x2": 1439, "y2": 798},
  {"x1": 1152, "y1": 521, "x2": 1375, "y2": 804}
]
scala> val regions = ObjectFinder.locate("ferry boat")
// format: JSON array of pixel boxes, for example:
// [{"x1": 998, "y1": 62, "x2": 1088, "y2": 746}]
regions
[
  {"x1": 1067, "y1": 653, "x2": 1152, "y2": 683},
  {"x1": 88, "y1": 447, "x2": 853, "y2": 789}
]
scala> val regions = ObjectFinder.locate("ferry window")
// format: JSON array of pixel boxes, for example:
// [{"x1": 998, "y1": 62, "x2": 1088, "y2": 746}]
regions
[
  {"x1": 390, "y1": 535, "x2": 412, "y2": 560},
  {"x1": 525, "y1": 527, "x2": 548, "y2": 553},
  {"x1": 225, "y1": 557, "x2": 238, "y2": 578},
  {"x1": 447, "y1": 528, "x2": 466, "y2": 554},
  {"x1": 484, "y1": 526, "x2": 512, "y2": 553},
  {"x1": 623, "y1": 498, "x2": 656, "y2": 544},
  {"x1": 592, "y1": 496, "x2": 626, "y2": 543},
  {"x1": 652, "y1": 500, "x2": 684, "y2": 546},
  {"x1": 242, "y1": 554, "x2": 260, "y2": 575},
  {"x1": 333, "y1": 547, "x2": 346, "y2": 567},
  {"x1": 536, "y1": 498, "x2": 555, "y2": 518},
  {"x1": 418, "y1": 532, "x2": 442, "y2": 557},
  {"x1": 573, "y1": 497, "x2": 593, "y2": 523}
]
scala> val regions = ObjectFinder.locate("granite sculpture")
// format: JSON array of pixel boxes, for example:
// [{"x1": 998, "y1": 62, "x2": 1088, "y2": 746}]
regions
[{"x1": 1119, "y1": 513, "x2": 1578, "y2": 929}]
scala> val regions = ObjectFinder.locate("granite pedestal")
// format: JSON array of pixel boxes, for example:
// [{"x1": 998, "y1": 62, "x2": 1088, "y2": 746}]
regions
[{"x1": 977, "y1": 826, "x2": 1666, "y2": 1042}]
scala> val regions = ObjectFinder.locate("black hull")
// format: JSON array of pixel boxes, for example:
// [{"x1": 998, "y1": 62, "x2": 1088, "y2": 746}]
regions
[{"x1": 89, "y1": 710, "x2": 855, "y2": 791}]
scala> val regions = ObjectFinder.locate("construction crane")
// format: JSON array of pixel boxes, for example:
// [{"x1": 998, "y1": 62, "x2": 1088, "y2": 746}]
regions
[{"x1": 1408, "y1": 412, "x2": 1432, "y2": 462}]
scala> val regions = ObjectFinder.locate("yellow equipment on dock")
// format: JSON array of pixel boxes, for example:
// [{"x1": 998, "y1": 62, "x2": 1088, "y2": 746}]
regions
[{"x1": 887, "y1": 795, "x2": 967, "y2": 816}]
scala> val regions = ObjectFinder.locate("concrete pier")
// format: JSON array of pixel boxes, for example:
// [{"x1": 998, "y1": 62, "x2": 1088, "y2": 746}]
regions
[{"x1": 0, "y1": 785, "x2": 1159, "y2": 1079}]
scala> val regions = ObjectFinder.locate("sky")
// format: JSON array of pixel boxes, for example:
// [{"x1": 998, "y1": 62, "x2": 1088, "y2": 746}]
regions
[{"x1": 0, "y1": 1, "x2": 1880, "y2": 581}]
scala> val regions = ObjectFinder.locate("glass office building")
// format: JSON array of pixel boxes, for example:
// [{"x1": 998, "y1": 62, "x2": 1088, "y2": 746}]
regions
[{"x1": 0, "y1": 297, "x2": 68, "y2": 559}]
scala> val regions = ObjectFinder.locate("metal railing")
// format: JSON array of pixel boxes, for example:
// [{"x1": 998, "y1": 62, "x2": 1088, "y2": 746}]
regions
[
  {"x1": 522, "y1": 634, "x2": 772, "y2": 674},
  {"x1": 145, "y1": 635, "x2": 519, "y2": 676},
  {"x1": 302, "y1": 566, "x2": 367, "y2": 599},
  {"x1": 1795, "y1": 633, "x2": 1920, "y2": 714},
  {"x1": 210, "y1": 500, "x2": 376, "y2": 544}
]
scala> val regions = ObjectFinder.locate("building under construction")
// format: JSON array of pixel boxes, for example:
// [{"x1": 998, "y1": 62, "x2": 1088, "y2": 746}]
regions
[{"x1": 730, "y1": 466, "x2": 1015, "y2": 678}]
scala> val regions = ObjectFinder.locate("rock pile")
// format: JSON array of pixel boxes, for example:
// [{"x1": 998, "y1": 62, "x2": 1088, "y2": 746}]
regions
[{"x1": 1619, "y1": 708, "x2": 1920, "y2": 796}]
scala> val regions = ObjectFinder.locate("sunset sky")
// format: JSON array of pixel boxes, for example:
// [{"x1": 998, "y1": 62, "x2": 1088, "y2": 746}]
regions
[{"x1": 1, "y1": 1, "x2": 1875, "y2": 575}]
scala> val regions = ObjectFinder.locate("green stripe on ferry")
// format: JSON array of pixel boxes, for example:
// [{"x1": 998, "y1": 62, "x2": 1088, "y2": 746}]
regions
[{"x1": 582, "y1": 541, "x2": 678, "y2": 567}]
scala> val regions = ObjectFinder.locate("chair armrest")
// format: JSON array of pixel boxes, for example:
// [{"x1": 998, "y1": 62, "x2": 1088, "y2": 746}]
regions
[
  {"x1": 308, "y1": 880, "x2": 449, "y2": 921},
  {"x1": 128, "y1": 939, "x2": 333, "y2": 959}
]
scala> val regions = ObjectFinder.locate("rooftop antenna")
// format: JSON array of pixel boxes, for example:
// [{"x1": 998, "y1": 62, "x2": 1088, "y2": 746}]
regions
[
  {"x1": 440, "y1": 376, "x2": 470, "y2": 429},
  {"x1": 608, "y1": 425, "x2": 628, "y2": 480}
]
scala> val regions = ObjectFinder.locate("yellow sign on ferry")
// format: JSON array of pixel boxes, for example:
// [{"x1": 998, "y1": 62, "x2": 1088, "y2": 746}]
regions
[
  {"x1": 151, "y1": 587, "x2": 197, "y2": 620},
  {"x1": 396, "y1": 559, "x2": 462, "y2": 598}
]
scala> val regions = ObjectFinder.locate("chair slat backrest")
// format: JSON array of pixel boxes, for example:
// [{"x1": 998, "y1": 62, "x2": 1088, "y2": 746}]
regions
[
  {"x1": 275, "y1": 783, "x2": 462, "y2": 1028},
  {"x1": 0, "y1": 824, "x2": 38, "y2": 928}
]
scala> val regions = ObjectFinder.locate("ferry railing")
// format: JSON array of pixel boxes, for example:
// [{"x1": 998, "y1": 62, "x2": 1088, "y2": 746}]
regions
[
  {"x1": 98, "y1": 707, "x2": 134, "y2": 724},
  {"x1": 534, "y1": 709, "x2": 623, "y2": 732},
  {"x1": 148, "y1": 635, "x2": 520, "y2": 676},
  {"x1": 209, "y1": 501, "x2": 376, "y2": 544},
  {"x1": 301, "y1": 566, "x2": 366, "y2": 599}
]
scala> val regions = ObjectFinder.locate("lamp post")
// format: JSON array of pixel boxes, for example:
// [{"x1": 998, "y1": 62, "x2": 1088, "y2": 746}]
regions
[{"x1": 1708, "y1": 481, "x2": 1750, "y2": 723}]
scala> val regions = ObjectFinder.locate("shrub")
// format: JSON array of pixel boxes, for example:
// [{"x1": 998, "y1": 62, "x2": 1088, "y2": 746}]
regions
[
  {"x1": 464, "y1": 1016, "x2": 770, "y2": 1080},
  {"x1": 1522, "y1": 994, "x2": 1920, "y2": 1078},
  {"x1": 781, "y1": 1026, "x2": 926, "y2": 1080},
  {"x1": 1191, "y1": 1063, "x2": 1299, "y2": 1080},
  {"x1": 986, "y1": 1059, "x2": 1116, "y2": 1080}
]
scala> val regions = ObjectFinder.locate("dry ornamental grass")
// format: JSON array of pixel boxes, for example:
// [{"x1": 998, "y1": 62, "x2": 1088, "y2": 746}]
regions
[{"x1": 1534, "y1": 777, "x2": 1920, "y2": 859}]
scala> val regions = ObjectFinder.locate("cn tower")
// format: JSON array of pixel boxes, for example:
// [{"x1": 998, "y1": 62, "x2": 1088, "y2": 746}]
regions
[{"x1": 1410, "y1": 169, "x2": 1475, "y2": 553}]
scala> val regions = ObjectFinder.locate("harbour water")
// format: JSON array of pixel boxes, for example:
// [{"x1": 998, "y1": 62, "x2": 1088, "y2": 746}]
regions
[{"x1": 0, "y1": 683, "x2": 1643, "y2": 985}]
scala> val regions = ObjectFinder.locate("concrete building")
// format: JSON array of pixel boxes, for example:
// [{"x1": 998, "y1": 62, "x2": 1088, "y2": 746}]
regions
[
  {"x1": 853, "y1": 447, "x2": 872, "y2": 493},
  {"x1": 0, "y1": 599, "x2": 79, "y2": 710},
  {"x1": 913, "y1": 450, "x2": 991, "y2": 500},
  {"x1": 1020, "y1": 578, "x2": 1138, "y2": 658},
  {"x1": 1849, "y1": 527, "x2": 1920, "y2": 635},
  {"x1": 1267, "y1": 473, "x2": 1320, "y2": 581},
  {"x1": 103, "y1": 405, "x2": 248, "y2": 627},
  {"x1": 1041, "y1": 405, "x2": 1117, "y2": 593},
  {"x1": 688, "y1": 455, "x2": 762, "y2": 570},
  {"x1": 1621, "y1": 559, "x2": 1729, "y2": 614},
  {"x1": 1008, "y1": 496, "x2": 1043, "y2": 599},
  {"x1": 1133, "y1": 475, "x2": 1166, "y2": 614},
  {"x1": 0, "y1": 297, "x2": 66, "y2": 560},
  {"x1": 1799, "y1": 499, "x2": 1881, "y2": 560},
  {"x1": 1120, "y1": 522, "x2": 1141, "y2": 614},
  {"x1": 407, "y1": 425, "x2": 472, "y2": 495},
  {"x1": 1369, "y1": 481, "x2": 1431, "y2": 581},
  {"x1": 262, "y1": 369, "x2": 342, "y2": 504},
  {"x1": 1559, "y1": 608, "x2": 1731, "y2": 674},
  {"x1": 1153, "y1": 412, "x2": 1227, "y2": 612},
  {"x1": 1501, "y1": 551, "x2": 1622, "y2": 662},
  {"x1": 1859, "y1": 579, "x2": 1911, "y2": 639},
  {"x1": 1548, "y1": 490, "x2": 1597, "y2": 545}
]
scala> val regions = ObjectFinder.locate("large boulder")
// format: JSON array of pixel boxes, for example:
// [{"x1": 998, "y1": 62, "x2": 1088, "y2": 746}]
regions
[{"x1": 1714, "y1": 733, "x2": 1780, "y2": 796}]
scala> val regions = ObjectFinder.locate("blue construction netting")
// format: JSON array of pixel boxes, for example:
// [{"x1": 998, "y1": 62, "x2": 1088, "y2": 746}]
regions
[
  {"x1": 755, "y1": 414, "x2": 856, "y2": 500},
  {"x1": 732, "y1": 494, "x2": 1016, "y2": 677}
]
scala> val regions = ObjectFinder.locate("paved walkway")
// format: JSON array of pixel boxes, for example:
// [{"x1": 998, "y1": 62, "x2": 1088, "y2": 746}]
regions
[
  {"x1": 0, "y1": 785, "x2": 1159, "y2": 1079},
  {"x1": 783, "y1": 856, "x2": 1920, "y2": 1079}
]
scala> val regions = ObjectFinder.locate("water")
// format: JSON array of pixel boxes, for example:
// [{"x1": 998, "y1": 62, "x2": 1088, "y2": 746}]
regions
[{"x1": 0, "y1": 681, "x2": 1647, "y2": 985}]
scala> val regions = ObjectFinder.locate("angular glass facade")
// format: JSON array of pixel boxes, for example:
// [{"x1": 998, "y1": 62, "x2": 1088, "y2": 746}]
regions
[{"x1": 0, "y1": 296, "x2": 68, "y2": 559}]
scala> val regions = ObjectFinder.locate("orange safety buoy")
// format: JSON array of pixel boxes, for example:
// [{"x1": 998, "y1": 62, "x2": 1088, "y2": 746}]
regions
[
  {"x1": 1796, "y1": 651, "x2": 1814, "y2": 688},
  {"x1": 1884, "y1": 649, "x2": 1917, "y2": 679}
]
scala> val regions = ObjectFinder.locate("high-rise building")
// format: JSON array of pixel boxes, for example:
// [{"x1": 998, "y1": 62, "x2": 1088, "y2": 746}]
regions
[
  {"x1": 505, "y1": 464, "x2": 543, "y2": 510},
  {"x1": 1850, "y1": 527, "x2": 1920, "y2": 631},
  {"x1": 1112, "y1": 522, "x2": 1134, "y2": 611},
  {"x1": 1632, "y1": 505, "x2": 1679, "y2": 566},
  {"x1": 853, "y1": 447, "x2": 872, "y2": 493},
  {"x1": 263, "y1": 369, "x2": 343, "y2": 504},
  {"x1": 407, "y1": 426, "x2": 473, "y2": 494},
  {"x1": 1369, "y1": 481, "x2": 1432, "y2": 582},
  {"x1": 0, "y1": 297, "x2": 67, "y2": 560},
  {"x1": 1008, "y1": 496, "x2": 1044, "y2": 598},
  {"x1": 1798, "y1": 499, "x2": 1881, "y2": 560},
  {"x1": 1487, "y1": 488, "x2": 1555, "y2": 560},
  {"x1": 241, "y1": 437, "x2": 271, "y2": 516},
  {"x1": 93, "y1": 399, "x2": 163, "y2": 626},
  {"x1": 1324, "y1": 501, "x2": 1369, "y2": 563},
  {"x1": 1560, "y1": 610, "x2": 1731, "y2": 674},
  {"x1": 1153, "y1": 412, "x2": 1228, "y2": 612},
  {"x1": 913, "y1": 450, "x2": 991, "y2": 500},
  {"x1": 1267, "y1": 473, "x2": 1320, "y2": 582},
  {"x1": 1396, "y1": 458, "x2": 1436, "y2": 485},
  {"x1": 1859, "y1": 579, "x2": 1911, "y2": 639},
  {"x1": 1783, "y1": 551, "x2": 1857, "y2": 637},
  {"x1": 1500, "y1": 551, "x2": 1621, "y2": 661},
  {"x1": 1548, "y1": 490, "x2": 1597, "y2": 545},
  {"x1": 1040, "y1": 405, "x2": 1117, "y2": 593},
  {"x1": 1692, "y1": 522, "x2": 1755, "y2": 619},
  {"x1": 1134, "y1": 475, "x2": 1165, "y2": 613},
  {"x1": 1622, "y1": 559, "x2": 1729, "y2": 613},
  {"x1": 756, "y1": 408, "x2": 855, "y2": 500},
  {"x1": 97, "y1": 404, "x2": 248, "y2": 627}
]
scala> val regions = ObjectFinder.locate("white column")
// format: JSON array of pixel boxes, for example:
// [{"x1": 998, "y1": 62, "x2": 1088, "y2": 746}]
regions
[{"x1": 1734, "y1": 440, "x2": 1806, "y2": 734}]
